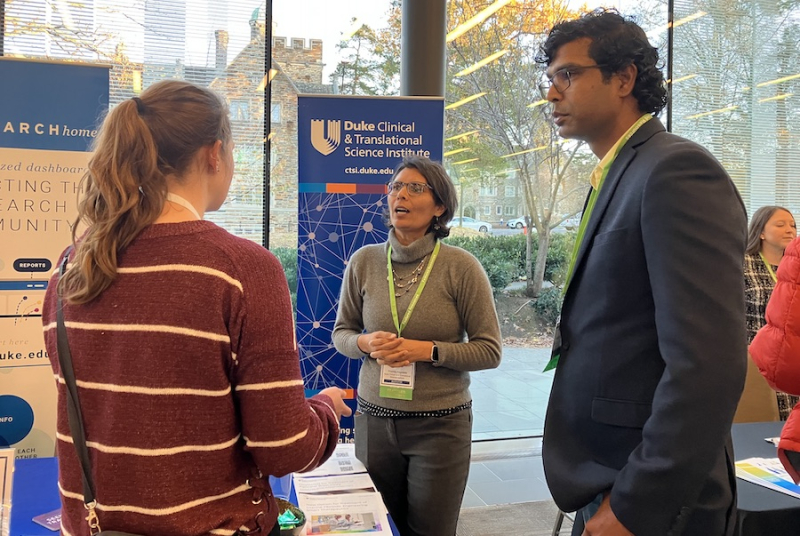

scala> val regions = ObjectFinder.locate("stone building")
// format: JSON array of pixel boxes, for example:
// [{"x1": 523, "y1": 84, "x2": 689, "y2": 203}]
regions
[{"x1": 210, "y1": 9, "x2": 332, "y2": 247}]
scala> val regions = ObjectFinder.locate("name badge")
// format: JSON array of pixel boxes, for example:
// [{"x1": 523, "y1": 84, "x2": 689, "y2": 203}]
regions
[{"x1": 379, "y1": 363, "x2": 415, "y2": 400}]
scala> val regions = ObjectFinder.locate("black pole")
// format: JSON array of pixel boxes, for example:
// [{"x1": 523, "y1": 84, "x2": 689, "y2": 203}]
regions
[
  {"x1": 400, "y1": 0, "x2": 447, "y2": 96},
  {"x1": 263, "y1": 0, "x2": 272, "y2": 249},
  {"x1": 666, "y1": 0, "x2": 674, "y2": 133},
  {"x1": 1, "y1": 0, "x2": 6, "y2": 57}
]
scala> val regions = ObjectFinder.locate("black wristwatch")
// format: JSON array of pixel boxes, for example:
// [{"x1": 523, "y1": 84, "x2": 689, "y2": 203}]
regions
[{"x1": 430, "y1": 344, "x2": 439, "y2": 363}]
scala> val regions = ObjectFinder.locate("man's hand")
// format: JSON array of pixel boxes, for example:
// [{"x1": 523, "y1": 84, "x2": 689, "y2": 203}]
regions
[{"x1": 583, "y1": 495, "x2": 634, "y2": 536}]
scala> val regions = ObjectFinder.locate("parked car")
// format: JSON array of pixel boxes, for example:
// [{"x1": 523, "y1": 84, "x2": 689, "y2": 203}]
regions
[
  {"x1": 507, "y1": 216, "x2": 528, "y2": 228},
  {"x1": 451, "y1": 216, "x2": 492, "y2": 233},
  {"x1": 560, "y1": 216, "x2": 581, "y2": 230}
]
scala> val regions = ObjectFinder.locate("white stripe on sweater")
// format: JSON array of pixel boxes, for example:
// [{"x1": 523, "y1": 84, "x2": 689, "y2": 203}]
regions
[
  {"x1": 43, "y1": 321, "x2": 230, "y2": 343},
  {"x1": 59, "y1": 482, "x2": 252, "y2": 516},
  {"x1": 244, "y1": 429, "x2": 308, "y2": 448},
  {"x1": 117, "y1": 264, "x2": 243, "y2": 292},
  {"x1": 54, "y1": 375, "x2": 231, "y2": 397},
  {"x1": 56, "y1": 431, "x2": 240, "y2": 456},
  {"x1": 235, "y1": 379, "x2": 304, "y2": 391},
  {"x1": 298, "y1": 406, "x2": 326, "y2": 473}
]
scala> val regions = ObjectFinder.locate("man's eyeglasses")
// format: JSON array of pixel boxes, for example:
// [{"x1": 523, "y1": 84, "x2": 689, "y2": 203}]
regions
[
  {"x1": 538, "y1": 64, "x2": 606, "y2": 99},
  {"x1": 387, "y1": 181, "x2": 434, "y2": 197}
]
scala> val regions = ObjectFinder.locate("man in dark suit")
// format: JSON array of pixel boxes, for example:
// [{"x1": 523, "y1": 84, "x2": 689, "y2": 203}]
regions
[{"x1": 538, "y1": 9, "x2": 747, "y2": 536}]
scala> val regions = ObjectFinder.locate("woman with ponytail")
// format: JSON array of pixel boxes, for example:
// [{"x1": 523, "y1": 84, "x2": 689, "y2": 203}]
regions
[{"x1": 42, "y1": 80, "x2": 350, "y2": 536}]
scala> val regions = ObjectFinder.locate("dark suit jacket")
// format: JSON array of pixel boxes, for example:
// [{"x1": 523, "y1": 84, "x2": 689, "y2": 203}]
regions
[{"x1": 543, "y1": 118, "x2": 747, "y2": 536}]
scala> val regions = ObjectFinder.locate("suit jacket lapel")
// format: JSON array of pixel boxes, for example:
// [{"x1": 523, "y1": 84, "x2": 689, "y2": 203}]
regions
[{"x1": 567, "y1": 118, "x2": 666, "y2": 298}]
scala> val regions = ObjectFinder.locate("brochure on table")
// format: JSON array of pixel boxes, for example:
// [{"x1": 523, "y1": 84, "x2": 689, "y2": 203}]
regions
[
  {"x1": 301, "y1": 443, "x2": 367, "y2": 478},
  {"x1": 294, "y1": 444, "x2": 391, "y2": 535},
  {"x1": 735, "y1": 457, "x2": 800, "y2": 499}
]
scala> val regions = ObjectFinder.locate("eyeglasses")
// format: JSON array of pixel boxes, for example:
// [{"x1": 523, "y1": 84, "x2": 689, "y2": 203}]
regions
[
  {"x1": 538, "y1": 64, "x2": 606, "y2": 99},
  {"x1": 386, "y1": 181, "x2": 434, "y2": 197}
]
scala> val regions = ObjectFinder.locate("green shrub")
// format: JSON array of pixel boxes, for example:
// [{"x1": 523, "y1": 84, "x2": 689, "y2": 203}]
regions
[
  {"x1": 445, "y1": 234, "x2": 526, "y2": 293},
  {"x1": 479, "y1": 250, "x2": 516, "y2": 294},
  {"x1": 446, "y1": 233, "x2": 526, "y2": 281},
  {"x1": 272, "y1": 247, "x2": 298, "y2": 308},
  {"x1": 444, "y1": 230, "x2": 579, "y2": 291},
  {"x1": 544, "y1": 231, "x2": 577, "y2": 286},
  {"x1": 533, "y1": 286, "x2": 563, "y2": 325}
]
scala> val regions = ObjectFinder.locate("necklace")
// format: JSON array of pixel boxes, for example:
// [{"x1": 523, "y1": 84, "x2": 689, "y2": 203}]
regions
[{"x1": 391, "y1": 255, "x2": 428, "y2": 297}]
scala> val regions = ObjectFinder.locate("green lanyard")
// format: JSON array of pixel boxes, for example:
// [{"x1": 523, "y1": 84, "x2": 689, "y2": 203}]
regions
[
  {"x1": 387, "y1": 241, "x2": 441, "y2": 336},
  {"x1": 759, "y1": 252, "x2": 778, "y2": 283},
  {"x1": 562, "y1": 114, "x2": 653, "y2": 296},
  {"x1": 563, "y1": 186, "x2": 601, "y2": 296}
]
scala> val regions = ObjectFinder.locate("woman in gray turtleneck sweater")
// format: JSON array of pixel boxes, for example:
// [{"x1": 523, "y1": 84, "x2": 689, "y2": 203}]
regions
[{"x1": 333, "y1": 156, "x2": 502, "y2": 536}]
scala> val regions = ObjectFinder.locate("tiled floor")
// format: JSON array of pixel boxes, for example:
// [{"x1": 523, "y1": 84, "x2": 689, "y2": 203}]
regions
[
  {"x1": 463, "y1": 347, "x2": 556, "y2": 508},
  {"x1": 471, "y1": 347, "x2": 554, "y2": 441},
  {"x1": 464, "y1": 450, "x2": 552, "y2": 507}
]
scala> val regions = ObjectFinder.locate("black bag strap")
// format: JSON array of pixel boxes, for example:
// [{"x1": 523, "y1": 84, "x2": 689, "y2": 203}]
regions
[{"x1": 55, "y1": 246, "x2": 97, "y2": 506}]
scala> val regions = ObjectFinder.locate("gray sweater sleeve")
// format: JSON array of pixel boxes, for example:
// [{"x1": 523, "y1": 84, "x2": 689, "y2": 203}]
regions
[
  {"x1": 434, "y1": 248, "x2": 502, "y2": 372},
  {"x1": 332, "y1": 247, "x2": 368, "y2": 360}
]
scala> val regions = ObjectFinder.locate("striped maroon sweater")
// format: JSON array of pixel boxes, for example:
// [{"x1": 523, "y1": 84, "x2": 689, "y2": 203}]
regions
[{"x1": 42, "y1": 221, "x2": 339, "y2": 536}]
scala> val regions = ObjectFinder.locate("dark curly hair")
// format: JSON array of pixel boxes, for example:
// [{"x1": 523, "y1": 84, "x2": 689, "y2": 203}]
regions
[{"x1": 536, "y1": 8, "x2": 668, "y2": 115}]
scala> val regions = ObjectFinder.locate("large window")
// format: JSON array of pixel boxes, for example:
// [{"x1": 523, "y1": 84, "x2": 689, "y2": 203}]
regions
[
  {"x1": 671, "y1": 0, "x2": 800, "y2": 216},
  {"x1": 267, "y1": 0, "x2": 396, "y2": 248},
  {"x1": 441, "y1": 0, "x2": 798, "y2": 439},
  {"x1": 3, "y1": 0, "x2": 268, "y2": 244}
]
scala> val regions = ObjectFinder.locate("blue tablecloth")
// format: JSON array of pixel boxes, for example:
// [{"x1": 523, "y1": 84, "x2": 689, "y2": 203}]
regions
[
  {"x1": 9, "y1": 457, "x2": 60, "y2": 536},
  {"x1": 10, "y1": 458, "x2": 398, "y2": 536}
]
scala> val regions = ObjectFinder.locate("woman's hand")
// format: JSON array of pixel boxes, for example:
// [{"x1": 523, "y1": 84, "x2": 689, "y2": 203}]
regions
[
  {"x1": 318, "y1": 387, "x2": 353, "y2": 421},
  {"x1": 358, "y1": 331, "x2": 408, "y2": 367},
  {"x1": 358, "y1": 333, "x2": 434, "y2": 368}
]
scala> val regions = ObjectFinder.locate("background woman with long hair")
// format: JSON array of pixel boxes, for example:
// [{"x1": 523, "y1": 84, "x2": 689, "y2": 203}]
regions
[
  {"x1": 737, "y1": 205, "x2": 797, "y2": 422},
  {"x1": 42, "y1": 80, "x2": 350, "y2": 536}
]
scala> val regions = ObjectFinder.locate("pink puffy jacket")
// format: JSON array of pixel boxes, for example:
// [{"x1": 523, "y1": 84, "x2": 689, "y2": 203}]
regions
[{"x1": 751, "y1": 237, "x2": 800, "y2": 482}]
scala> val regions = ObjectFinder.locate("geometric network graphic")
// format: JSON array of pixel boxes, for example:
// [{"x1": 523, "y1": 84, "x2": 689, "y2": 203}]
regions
[{"x1": 296, "y1": 192, "x2": 388, "y2": 392}]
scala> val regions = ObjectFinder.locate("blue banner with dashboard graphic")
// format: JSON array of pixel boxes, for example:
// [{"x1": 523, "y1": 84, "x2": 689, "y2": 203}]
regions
[
  {"x1": 0, "y1": 59, "x2": 109, "y2": 459},
  {"x1": 296, "y1": 95, "x2": 443, "y2": 441}
]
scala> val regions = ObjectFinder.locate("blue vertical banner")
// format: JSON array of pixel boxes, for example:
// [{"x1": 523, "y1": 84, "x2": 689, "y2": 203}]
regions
[
  {"x1": 0, "y1": 59, "x2": 109, "y2": 458},
  {"x1": 297, "y1": 96, "x2": 444, "y2": 441}
]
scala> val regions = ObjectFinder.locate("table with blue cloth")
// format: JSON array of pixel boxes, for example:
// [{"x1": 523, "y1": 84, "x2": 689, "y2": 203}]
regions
[
  {"x1": 8, "y1": 458, "x2": 60, "y2": 536},
  {"x1": 9, "y1": 458, "x2": 399, "y2": 536}
]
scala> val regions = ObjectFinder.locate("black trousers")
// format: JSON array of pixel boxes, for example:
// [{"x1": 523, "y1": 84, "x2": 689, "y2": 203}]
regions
[{"x1": 354, "y1": 409, "x2": 473, "y2": 536}]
